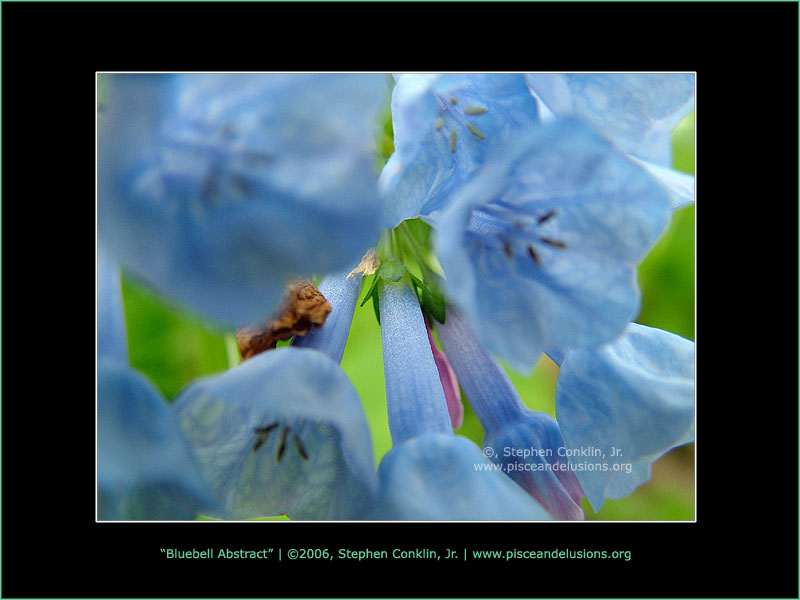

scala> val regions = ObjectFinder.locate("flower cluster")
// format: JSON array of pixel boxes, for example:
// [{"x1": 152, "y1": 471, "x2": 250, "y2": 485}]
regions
[{"x1": 97, "y1": 73, "x2": 695, "y2": 521}]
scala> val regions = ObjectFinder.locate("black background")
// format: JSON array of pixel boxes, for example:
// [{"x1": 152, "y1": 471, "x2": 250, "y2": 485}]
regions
[{"x1": 2, "y1": 2, "x2": 798, "y2": 598}]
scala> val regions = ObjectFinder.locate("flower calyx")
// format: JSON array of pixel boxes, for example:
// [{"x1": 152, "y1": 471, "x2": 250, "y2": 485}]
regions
[{"x1": 360, "y1": 220, "x2": 447, "y2": 325}]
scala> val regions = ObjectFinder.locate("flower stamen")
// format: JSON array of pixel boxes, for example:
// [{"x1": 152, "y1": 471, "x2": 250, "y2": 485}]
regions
[
  {"x1": 538, "y1": 236, "x2": 568, "y2": 249},
  {"x1": 276, "y1": 426, "x2": 291, "y2": 462},
  {"x1": 466, "y1": 123, "x2": 486, "y2": 140},
  {"x1": 293, "y1": 434, "x2": 310, "y2": 460},
  {"x1": 537, "y1": 209, "x2": 557, "y2": 225},
  {"x1": 464, "y1": 105, "x2": 487, "y2": 115},
  {"x1": 253, "y1": 423, "x2": 279, "y2": 452}
]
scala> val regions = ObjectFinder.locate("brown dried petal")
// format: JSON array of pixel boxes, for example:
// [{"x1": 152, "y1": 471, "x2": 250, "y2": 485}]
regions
[{"x1": 236, "y1": 279, "x2": 331, "y2": 361}]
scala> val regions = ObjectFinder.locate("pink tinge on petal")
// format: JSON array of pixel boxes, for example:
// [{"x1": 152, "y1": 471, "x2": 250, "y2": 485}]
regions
[
  {"x1": 524, "y1": 473, "x2": 585, "y2": 521},
  {"x1": 555, "y1": 466, "x2": 586, "y2": 509},
  {"x1": 426, "y1": 320, "x2": 464, "y2": 430},
  {"x1": 507, "y1": 457, "x2": 584, "y2": 520}
]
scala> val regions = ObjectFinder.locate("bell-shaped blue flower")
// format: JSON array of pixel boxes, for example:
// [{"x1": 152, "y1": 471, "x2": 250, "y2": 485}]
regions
[
  {"x1": 98, "y1": 360, "x2": 219, "y2": 520},
  {"x1": 374, "y1": 280, "x2": 552, "y2": 520},
  {"x1": 97, "y1": 248, "x2": 218, "y2": 520},
  {"x1": 98, "y1": 73, "x2": 389, "y2": 328},
  {"x1": 172, "y1": 346, "x2": 378, "y2": 520},
  {"x1": 436, "y1": 118, "x2": 672, "y2": 373},
  {"x1": 549, "y1": 323, "x2": 695, "y2": 511},
  {"x1": 379, "y1": 73, "x2": 540, "y2": 228},
  {"x1": 436, "y1": 305, "x2": 584, "y2": 520},
  {"x1": 525, "y1": 73, "x2": 695, "y2": 167}
]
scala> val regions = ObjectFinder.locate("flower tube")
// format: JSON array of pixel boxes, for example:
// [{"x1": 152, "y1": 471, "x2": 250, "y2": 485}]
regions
[
  {"x1": 292, "y1": 270, "x2": 363, "y2": 364},
  {"x1": 375, "y1": 280, "x2": 552, "y2": 520},
  {"x1": 437, "y1": 306, "x2": 584, "y2": 520}
]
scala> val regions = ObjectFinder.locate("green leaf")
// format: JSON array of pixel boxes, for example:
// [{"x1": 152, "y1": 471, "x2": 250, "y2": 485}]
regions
[
  {"x1": 403, "y1": 218, "x2": 433, "y2": 250},
  {"x1": 372, "y1": 286, "x2": 381, "y2": 325},
  {"x1": 360, "y1": 273, "x2": 380, "y2": 308},
  {"x1": 421, "y1": 283, "x2": 446, "y2": 324},
  {"x1": 407, "y1": 271, "x2": 446, "y2": 324},
  {"x1": 358, "y1": 272, "x2": 383, "y2": 325}
]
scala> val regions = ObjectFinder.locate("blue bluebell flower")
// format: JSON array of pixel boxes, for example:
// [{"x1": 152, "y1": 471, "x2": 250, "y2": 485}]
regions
[
  {"x1": 547, "y1": 323, "x2": 695, "y2": 511},
  {"x1": 379, "y1": 73, "x2": 540, "y2": 228},
  {"x1": 172, "y1": 346, "x2": 378, "y2": 520},
  {"x1": 98, "y1": 73, "x2": 389, "y2": 328},
  {"x1": 436, "y1": 305, "x2": 584, "y2": 520},
  {"x1": 435, "y1": 118, "x2": 673, "y2": 373},
  {"x1": 374, "y1": 280, "x2": 552, "y2": 520},
  {"x1": 98, "y1": 359, "x2": 219, "y2": 520},
  {"x1": 97, "y1": 247, "x2": 218, "y2": 520}
]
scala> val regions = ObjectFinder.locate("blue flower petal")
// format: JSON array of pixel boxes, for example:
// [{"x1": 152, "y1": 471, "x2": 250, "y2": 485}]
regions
[
  {"x1": 376, "y1": 433, "x2": 553, "y2": 520},
  {"x1": 98, "y1": 360, "x2": 218, "y2": 520},
  {"x1": 525, "y1": 73, "x2": 695, "y2": 166},
  {"x1": 292, "y1": 271, "x2": 362, "y2": 364},
  {"x1": 97, "y1": 245, "x2": 128, "y2": 363},
  {"x1": 555, "y1": 323, "x2": 695, "y2": 510},
  {"x1": 630, "y1": 156, "x2": 695, "y2": 210},
  {"x1": 484, "y1": 413, "x2": 585, "y2": 521},
  {"x1": 98, "y1": 74, "x2": 388, "y2": 328},
  {"x1": 379, "y1": 73, "x2": 539, "y2": 227},
  {"x1": 172, "y1": 346, "x2": 377, "y2": 520},
  {"x1": 436, "y1": 119, "x2": 671, "y2": 373}
]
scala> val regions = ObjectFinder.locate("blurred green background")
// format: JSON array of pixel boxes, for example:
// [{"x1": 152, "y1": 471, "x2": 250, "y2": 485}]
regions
[{"x1": 118, "y1": 110, "x2": 695, "y2": 521}]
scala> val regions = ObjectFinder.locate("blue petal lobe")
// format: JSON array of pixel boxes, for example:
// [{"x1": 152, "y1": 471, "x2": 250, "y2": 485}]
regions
[
  {"x1": 172, "y1": 347, "x2": 377, "y2": 520},
  {"x1": 99, "y1": 74, "x2": 388, "y2": 328},
  {"x1": 98, "y1": 360, "x2": 218, "y2": 520},
  {"x1": 555, "y1": 323, "x2": 695, "y2": 510},
  {"x1": 376, "y1": 433, "x2": 553, "y2": 520},
  {"x1": 630, "y1": 157, "x2": 695, "y2": 209},
  {"x1": 526, "y1": 73, "x2": 695, "y2": 166}
]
